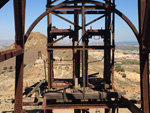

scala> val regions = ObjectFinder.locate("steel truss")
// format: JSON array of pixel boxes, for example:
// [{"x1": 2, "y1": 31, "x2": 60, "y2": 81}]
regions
[{"x1": 0, "y1": 0, "x2": 150, "y2": 113}]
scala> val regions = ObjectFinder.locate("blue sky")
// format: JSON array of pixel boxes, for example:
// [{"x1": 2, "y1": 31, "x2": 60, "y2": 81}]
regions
[{"x1": 0, "y1": 0, "x2": 138, "y2": 43}]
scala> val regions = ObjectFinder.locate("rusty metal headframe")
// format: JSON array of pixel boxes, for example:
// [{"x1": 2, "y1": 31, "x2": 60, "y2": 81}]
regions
[{"x1": 0, "y1": 0, "x2": 150, "y2": 113}]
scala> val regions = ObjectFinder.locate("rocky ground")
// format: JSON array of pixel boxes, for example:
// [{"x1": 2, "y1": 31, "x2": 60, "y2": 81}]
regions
[{"x1": 0, "y1": 56, "x2": 141, "y2": 113}]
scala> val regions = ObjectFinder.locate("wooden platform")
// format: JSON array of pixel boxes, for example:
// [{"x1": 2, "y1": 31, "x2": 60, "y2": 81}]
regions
[{"x1": 44, "y1": 88, "x2": 125, "y2": 101}]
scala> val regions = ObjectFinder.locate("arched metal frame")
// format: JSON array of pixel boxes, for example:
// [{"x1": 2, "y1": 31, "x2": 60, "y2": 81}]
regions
[
  {"x1": 1, "y1": 0, "x2": 150, "y2": 113},
  {"x1": 24, "y1": 0, "x2": 139, "y2": 44}
]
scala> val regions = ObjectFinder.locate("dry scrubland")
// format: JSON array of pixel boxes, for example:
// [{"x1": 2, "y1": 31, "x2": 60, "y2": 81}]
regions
[{"x1": 0, "y1": 32, "x2": 142, "y2": 113}]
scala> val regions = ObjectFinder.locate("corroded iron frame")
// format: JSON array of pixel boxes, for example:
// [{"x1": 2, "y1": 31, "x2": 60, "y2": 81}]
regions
[{"x1": 0, "y1": 0, "x2": 150, "y2": 113}]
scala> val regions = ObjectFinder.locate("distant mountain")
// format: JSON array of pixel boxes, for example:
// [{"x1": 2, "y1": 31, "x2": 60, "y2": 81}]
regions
[
  {"x1": 87, "y1": 40, "x2": 138, "y2": 45},
  {"x1": 0, "y1": 40, "x2": 14, "y2": 50},
  {"x1": 116, "y1": 41, "x2": 138, "y2": 45},
  {"x1": 0, "y1": 40, "x2": 14, "y2": 45}
]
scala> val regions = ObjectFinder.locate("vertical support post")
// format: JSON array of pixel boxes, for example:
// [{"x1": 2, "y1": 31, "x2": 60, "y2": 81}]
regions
[
  {"x1": 138, "y1": 0, "x2": 150, "y2": 113},
  {"x1": 13, "y1": 0, "x2": 25, "y2": 112},
  {"x1": 111, "y1": 0, "x2": 115, "y2": 89},
  {"x1": 47, "y1": 0, "x2": 53, "y2": 88},
  {"x1": 143, "y1": 0, "x2": 150, "y2": 48},
  {"x1": 104, "y1": 0, "x2": 111, "y2": 112},
  {"x1": 82, "y1": 3, "x2": 86, "y2": 99},
  {"x1": 73, "y1": 2, "x2": 80, "y2": 88},
  {"x1": 112, "y1": 108, "x2": 116, "y2": 113},
  {"x1": 82, "y1": 109, "x2": 89, "y2": 113},
  {"x1": 105, "y1": 109, "x2": 110, "y2": 113},
  {"x1": 47, "y1": 110, "x2": 53, "y2": 113},
  {"x1": 44, "y1": 60, "x2": 47, "y2": 80},
  {"x1": 104, "y1": 0, "x2": 111, "y2": 85},
  {"x1": 85, "y1": 37, "x2": 89, "y2": 87}
]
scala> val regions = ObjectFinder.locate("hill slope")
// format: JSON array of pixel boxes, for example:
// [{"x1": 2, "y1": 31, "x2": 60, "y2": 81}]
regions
[{"x1": 0, "y1": 32, "x2": 48, "y2": 71}]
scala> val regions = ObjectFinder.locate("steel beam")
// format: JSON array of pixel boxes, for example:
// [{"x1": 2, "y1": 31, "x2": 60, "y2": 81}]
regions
[
  {"x1": 104, "y1": 0, "x2": 111, "y2": 85},
  {"x1": 121, "y1": 96, "x2": 143, "y2": 113},
  {"x1": 13, "y1": 0, "x2": 25, "y2": 113},
  {"x1": 85, "y1": 14, "x2": 105, "y2": 26},
  {"x1": 111, "y1": 0, "x2": 115, "y2": 89},
  {"x1": 52, "y1": 11, "x2": 105, "y2": 14},
  {"x1": 47, "y1": 0, "x2": 53, "y2": 89},
  {"x1": 47, "y1": 5, "x2": 105, "y2": 10},
  {"x1": 143, "y1": 0, "x2": 150, "y2": 48},
  {"x1": 47, "y1": 46, "x2": 114, "y2": 50},
  {"x1": 0, "y1": 0, "x2": 9, "y2": 9},
  {"x1": 0, "y1": 49, "x2": 23, "y2": 62},
  {"x1": 82, "y1": 3, "x2": 86, "y2": 100},
  {"x1": 47, "y1": 35, "x2": 68, "y2": 47},
  {"x1": 73, "y1": 1, "x2": 80, "y2": 88},
  {"x1": 138, "y1": 0, "x2": 150, "y2": 113},
  {"x1": 52, "y1": 12, "x2": 81, "y2": 28},
  {"x1": 24, "y1": 1, "x2": 139, "y2": 44}
]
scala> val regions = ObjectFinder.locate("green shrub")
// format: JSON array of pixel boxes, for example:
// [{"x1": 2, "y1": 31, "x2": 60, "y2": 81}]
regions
[
  {"x1": 24, "y1": 64, "x2": 26, "y2": 68},
  {"x1": 115, "y1": 64, "x2": 125, "y2": 72},
  {"x1": 130, "y1": 96, "x2": 136, "y2": 100},
  {"x1": 9, "y1": 70, "x2": 13, "y2": 72},
  {"x1": 9, "y1": 66, "x2": 13, "y2": 70},
  {"x1": 122, "y1": 73, "x2": 126, "y2": 78},
  {"x1": 1, "y1": 71, "x2": 5, "y2": 74},
  {"x1": 121, "y1": 60, "x2": 139, "y2": 65},
  {"x1": 3, "y1": 67, "x2": 7, "y2": 70}
]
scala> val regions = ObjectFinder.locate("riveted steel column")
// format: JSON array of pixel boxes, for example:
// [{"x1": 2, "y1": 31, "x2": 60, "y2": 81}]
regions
[
  {"x1": 73, "y1": 1, "x2": 80, "y2": 88},
  {"x1": 47, "y1": 0, "x2": 53, "y2": 88},
  {"x1": 13, "y1": 0, "x2": 25, "y2": 112},
  {"x1": 138, "y1": 0, "x2": 150, "y2": 113},
  {"x1": 104, "y1": 0, "x2": 111, "y2": 85},
  {"x1": 82, "y1": 3, "x2": 86, "y2": 99},
  {"x1": 111, "y1": 0, "x2": 115, "y2": 89}
]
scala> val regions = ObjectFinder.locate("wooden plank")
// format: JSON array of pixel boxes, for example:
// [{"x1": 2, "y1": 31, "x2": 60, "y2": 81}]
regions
[
  {"x1": 45, "y1": 91, "x2": 124, "y2": 100},
  {"x1": 27, "y1": 80, "x2": 45, "y2": 97}
]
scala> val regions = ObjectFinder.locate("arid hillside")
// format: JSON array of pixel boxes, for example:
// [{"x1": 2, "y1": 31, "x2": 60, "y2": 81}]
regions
[{"x1": 0, "y1": 32, "x2": 48, "y2": 72}]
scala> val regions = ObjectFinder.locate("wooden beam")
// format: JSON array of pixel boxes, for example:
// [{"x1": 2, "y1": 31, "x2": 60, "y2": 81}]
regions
[{"x1": 26, "y1": 80, "x2": 45, "y2": 97}]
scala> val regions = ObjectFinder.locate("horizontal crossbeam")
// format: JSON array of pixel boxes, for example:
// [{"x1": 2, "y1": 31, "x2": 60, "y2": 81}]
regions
[
  {"x1": 47, "y1": 46, "x2": 114, "y2": 50},
  {"x1": 0, "y1": 48, "x2": 23, "y2": 62}
]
